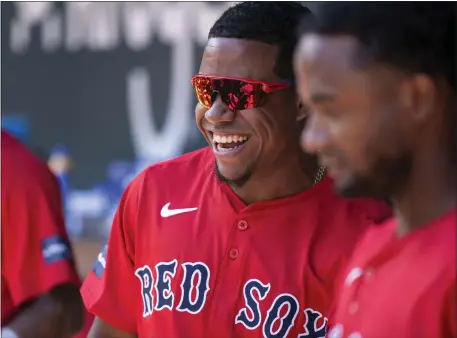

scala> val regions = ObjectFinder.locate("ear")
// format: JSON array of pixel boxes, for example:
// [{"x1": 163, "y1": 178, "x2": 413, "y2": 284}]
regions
[
  {"x1": 296, "y1": 98, "x2": 308, "y2": 121},
  {"x1": 400, "y1": 74, "x2": 437, "y2": 123}
]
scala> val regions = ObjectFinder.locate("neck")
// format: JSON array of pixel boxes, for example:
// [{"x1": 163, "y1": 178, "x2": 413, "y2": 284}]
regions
[
  {"x1": 393, "y1": 152, "x2": 456, "y2": 236},
  {"x1": 231, "y1": 150, "x2": 319, "y2": 205}
]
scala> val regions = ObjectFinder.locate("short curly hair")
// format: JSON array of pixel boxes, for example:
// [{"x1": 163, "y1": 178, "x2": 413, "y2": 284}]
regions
[
  {"x1": 208, "y1": 1, "x2": 312, "y2": 81},
  {"x1": 299, "y1": 2, "x2": 455, "y2": 90}
]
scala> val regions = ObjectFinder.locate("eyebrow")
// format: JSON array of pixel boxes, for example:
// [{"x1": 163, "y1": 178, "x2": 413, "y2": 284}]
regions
[{"x1": 309, "y1": 92, "x2": 338, "y2": 104}]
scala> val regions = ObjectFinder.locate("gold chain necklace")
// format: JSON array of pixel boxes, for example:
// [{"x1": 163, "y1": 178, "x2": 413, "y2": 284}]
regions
[{"x1": 313, "y1": 165, "x2": 326, "y2": 186}]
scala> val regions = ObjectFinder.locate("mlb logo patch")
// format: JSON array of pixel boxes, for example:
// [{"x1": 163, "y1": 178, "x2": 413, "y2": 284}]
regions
[
  {"x1": 92, "y1": 244, "x2": 108, "y2": 278},
  {"x1": 41, "y1": 235, "x2": 72, "y2": 264}
]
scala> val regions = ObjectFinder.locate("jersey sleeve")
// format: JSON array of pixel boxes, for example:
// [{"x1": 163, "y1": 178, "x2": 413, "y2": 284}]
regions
[
  {"x1": 80, "y1": 173, "x2": 145, "y2": 334},
  {"x1": 1, "y1": 161, "x2": 80, "y2": 307}
]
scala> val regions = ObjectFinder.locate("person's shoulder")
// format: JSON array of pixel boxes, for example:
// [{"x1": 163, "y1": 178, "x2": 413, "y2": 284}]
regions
[
  {"x1": 422, "y1": 208, "x2": 456, "y2": 265},
  {"x1": 354, "y1": 216, "x2": 396, "y2": 249},
  {"x1": 125, "y1": 147, "x2": 214, "y2": 200},
  {"x1": 2, "y1": 131, "x2": 35, "y2": 165},
  {"x1": 1, "y1": 131, "x2": 56, "y2": 185},
  {"x1": 346, "y1": 197, "x2": 393, "y2": 225},
  {"x1": 308, "y1": 179, "x2": 393, "y2": 265},
  {"x1": 149, "y1": 146, "x2": 213, "y2": 171},
  {"x1": 316, "y1": 177, "x2": 393, "y2": 228},
  {"x1": 438, "y1": 207, "x2": 456, "y2": 232},
  {"x1": 140, "y1": 147, "x2": 213, "y2": 181},
  {"x1": 306, "y1": 178, "x2": 392, "y2": 267}
]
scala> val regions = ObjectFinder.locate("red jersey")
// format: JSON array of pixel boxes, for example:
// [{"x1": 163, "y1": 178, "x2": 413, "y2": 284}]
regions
[
  {"x1": 327, "y1": 208, "x2": 456, "y2": 338},
  {"x1": 1, "y1": 131, "x2": 92, "y2": 337},
  {"x1": 81, "y1": 147, "x2": 391, "y2": 338}
]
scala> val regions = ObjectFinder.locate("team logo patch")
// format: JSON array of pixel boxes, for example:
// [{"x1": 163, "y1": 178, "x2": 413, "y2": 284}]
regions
[
  {"x1": 41, "y1": 235, "x2": 72, "y2": 265},
  {"x1": 92, "y1": 244, "x2": 108, "y2": 278}
]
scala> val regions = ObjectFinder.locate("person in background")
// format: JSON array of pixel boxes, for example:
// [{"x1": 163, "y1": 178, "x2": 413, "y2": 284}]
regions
[
  {"x1": 1, "y1": 130, "x2": 92, "y2": 338},
  {"x1": 48, "y1": 144, "x2": 73, "y2": 203},
  {"x1": 80, "y1": 3, "x2": 390, "y2": 338},
  {"x1": 294, "y1": 2, "x2": 455, "y2": 337}
]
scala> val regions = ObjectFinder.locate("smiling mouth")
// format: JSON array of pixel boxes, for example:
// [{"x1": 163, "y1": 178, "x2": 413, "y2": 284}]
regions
[{"x1": 211, "y1": 133, "x2": 250, "y2": 153}]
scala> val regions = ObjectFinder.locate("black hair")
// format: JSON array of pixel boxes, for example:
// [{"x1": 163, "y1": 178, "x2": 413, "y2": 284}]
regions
[
  {"x1": 208, "y1": 1, "x2": 312, "y2": 81},
  {"x1": 299, "y1": 2, "x2": 456, "y2": 162},
  {"x1": 298, "y1": 2, "x2": 455, "y2": 91}
]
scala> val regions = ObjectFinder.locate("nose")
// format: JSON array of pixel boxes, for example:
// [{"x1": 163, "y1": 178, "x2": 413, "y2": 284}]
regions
[
  {"x1": 301, "y1": 114, "x2": 330, "y2": 154},
  {"x1": 204, "y1": 94, "x2": 235, "y2": 125}
]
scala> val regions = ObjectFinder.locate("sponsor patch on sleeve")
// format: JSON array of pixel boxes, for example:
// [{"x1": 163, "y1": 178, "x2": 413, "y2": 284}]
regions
[
  {"x1": 92, "y1": 244, "x2": 108, "y2": 278},
  {"x1": 41, "y1": 235, "x2": 72, "y2": 264}
]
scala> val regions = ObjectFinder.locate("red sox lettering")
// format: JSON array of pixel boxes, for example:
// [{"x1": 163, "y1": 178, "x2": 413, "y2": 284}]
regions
[{"x1": 135, "y1": 260, "x2": 328, "y2": 338}]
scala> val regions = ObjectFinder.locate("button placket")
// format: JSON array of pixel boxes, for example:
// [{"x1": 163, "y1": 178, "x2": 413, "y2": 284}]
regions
[
  {"x1": 228, "y1": 219, "x2": 249, "y2": 261},
  {"x1": 344, "y1": 266, "x2": 366, "y2": 316},
  {"x1": 206, "y1": 216, "x2": 250, "y2": 335}
]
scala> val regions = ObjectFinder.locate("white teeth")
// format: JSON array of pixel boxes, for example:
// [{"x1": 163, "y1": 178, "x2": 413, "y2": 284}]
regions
[
  {"x1": 217, "y1": 144, "x2": 242, "y2": 152},
  {"x1": 213, "y1": 134, "x2": 248, "y2": 144}
]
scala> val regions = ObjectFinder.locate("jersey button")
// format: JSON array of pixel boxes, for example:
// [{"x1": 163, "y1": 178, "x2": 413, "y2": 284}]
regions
[
  {"x1": 229, "y1": 248, "x2": 239, "y2": 260},
  {"x1": 365, "y1": 268, "x2": 375, "y2": 280},
  {"x1": 238, "y1": 220, "x2": 248, "y2": 231},
  {"x1": 348, "y1": 301, "x2": 359, "y2": 314},
  {"x1": 327, "y1": 324, "x2": 343, "y2": 338}
]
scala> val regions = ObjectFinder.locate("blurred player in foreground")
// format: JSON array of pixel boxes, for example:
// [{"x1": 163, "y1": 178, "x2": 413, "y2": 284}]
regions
[
  {"x1": 294, "y1": 2, "x2": 456, "y2": 337},
  {"x1": 81, "y1": 3, "x2": 390, "y2": 337},
  {"x1": 1, "y1": 131, "x2": 92, "y2": 338}
]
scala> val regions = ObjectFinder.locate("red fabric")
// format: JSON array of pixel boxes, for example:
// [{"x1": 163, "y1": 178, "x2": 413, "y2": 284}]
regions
[
  {"x1": 1, "y1": 131, "x2": 93, "y2": 337},
  {"x1": 81, "y1": 147, "x2": 391, "y2": 337},
  {"x1": 327, "y1": 208, "x2": 456, "y2": 338}
]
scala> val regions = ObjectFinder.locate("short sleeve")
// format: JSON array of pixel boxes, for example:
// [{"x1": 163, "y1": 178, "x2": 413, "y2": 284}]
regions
[
  {"x1": 80, "y1": 173, "x2": 144, "y2": 334},
  {"x1": 1, "y1": 159, "x2": 80, "y2": 307}
]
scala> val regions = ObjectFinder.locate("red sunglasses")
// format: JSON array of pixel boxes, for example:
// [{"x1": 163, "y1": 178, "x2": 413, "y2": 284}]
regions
[{"x1": 191, "y1": 75, "x2": 292, "y2": 111}]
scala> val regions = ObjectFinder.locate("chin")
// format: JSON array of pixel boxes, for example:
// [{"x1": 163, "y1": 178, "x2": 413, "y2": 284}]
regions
[{"x1": 214, "y1": 161, "x2": 252, "y2": 188}]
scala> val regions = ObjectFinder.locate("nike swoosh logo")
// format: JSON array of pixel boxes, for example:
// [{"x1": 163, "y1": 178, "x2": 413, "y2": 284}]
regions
[{"x1": 160, "y1": 203, "x2": 198, "y2": 218}]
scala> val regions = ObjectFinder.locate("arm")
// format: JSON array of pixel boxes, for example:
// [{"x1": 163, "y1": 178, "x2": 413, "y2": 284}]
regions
[
  {"x1": 88, "y1": 318, "x2": 136, "y2": 338},
  {"x1": 81, "y1": 174, "x2": 145, "y2": 338},
  {"x1": 2, "y1": 157, "x2": 84, "y2": 337},
  {"x1": 5, "y1": 284, "x2": 83, "y2": 338}
]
